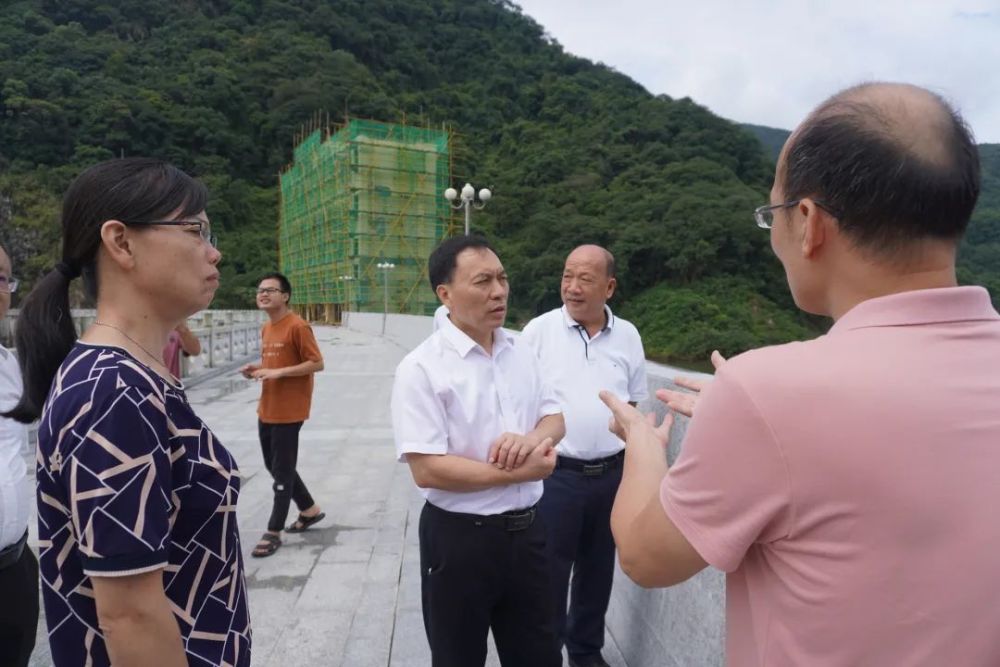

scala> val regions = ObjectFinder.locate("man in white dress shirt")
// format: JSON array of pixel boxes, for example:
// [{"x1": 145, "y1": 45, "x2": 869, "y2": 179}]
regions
[
  {"x1": 391, "y1": 235, "x2": 565, "y2": 667},
  {"x1": 521, "y1": 245, "x2": 648, "y2": 667},
  {"x1": 0, "y1": 243, "x2": 38, "y2": 667}
]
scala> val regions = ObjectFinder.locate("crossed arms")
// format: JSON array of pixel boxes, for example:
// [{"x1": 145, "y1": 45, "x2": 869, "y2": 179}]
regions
[{"x1": 406, "y1": 413, "x2": 565, "y2": 491}]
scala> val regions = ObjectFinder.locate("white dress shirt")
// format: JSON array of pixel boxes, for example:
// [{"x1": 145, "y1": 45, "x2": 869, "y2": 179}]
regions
[
  {"x1": 432, "y1": 305, "x2": 450, "y2": 331},
  {"x1": 392, "y1": 316, "x2": 561, "y2": 515},
  {"x1": 0, "y1": 345, "x2": 30, "y2": 550},
  {"x1": 521, "y1": 305, "x2": 648, "y2": 460}
]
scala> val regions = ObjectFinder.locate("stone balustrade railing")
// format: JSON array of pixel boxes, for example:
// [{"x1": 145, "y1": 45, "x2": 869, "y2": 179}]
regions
[{"x1": 0, "y1": 309, "x2": 266, "y2": 382}]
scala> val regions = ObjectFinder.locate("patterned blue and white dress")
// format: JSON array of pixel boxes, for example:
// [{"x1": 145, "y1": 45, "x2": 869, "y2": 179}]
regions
[{"x1": 36, "y1": 343, "x2": 251, "y2": 666}]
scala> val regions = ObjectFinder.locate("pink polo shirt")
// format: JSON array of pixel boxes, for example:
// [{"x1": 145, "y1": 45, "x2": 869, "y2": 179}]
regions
[{"x1": 661, "y1": 286, "x2": 1000, "y2": 666}]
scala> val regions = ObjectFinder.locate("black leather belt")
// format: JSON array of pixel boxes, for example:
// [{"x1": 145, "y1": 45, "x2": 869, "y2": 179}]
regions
[
  {"x1": 427, "y1": 502, "x2": 537, "y2": 532},
  {"x1": 556, "y1": 451, "x2": 625, "y2": 476},
  {"x1": 0, "y1": 530, "x2": 27, "y2": 570}
]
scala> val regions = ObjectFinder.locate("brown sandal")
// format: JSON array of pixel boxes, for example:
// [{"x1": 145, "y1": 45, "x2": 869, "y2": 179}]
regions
[
  {"x1": 251, "y1": 533, "x2": 281, "y2": 558},
  {"x1": 286, "y1": 512, "x2": 326, "y2": 533}
]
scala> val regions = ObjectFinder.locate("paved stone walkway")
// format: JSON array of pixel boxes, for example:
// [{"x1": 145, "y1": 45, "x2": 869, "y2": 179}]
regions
[{"x1": 27, "y1": 326, "x2": 628, "y2": 666}]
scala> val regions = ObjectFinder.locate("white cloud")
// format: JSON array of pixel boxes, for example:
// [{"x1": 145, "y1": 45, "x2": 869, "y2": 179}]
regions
[{"x1": 514, "y1": 0, "x2": 1000, "y2": 142}]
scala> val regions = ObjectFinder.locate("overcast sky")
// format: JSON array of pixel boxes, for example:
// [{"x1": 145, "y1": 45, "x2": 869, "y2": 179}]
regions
[{"x1": 513, "y1": 0, "x2": 1000, "y2": 143}]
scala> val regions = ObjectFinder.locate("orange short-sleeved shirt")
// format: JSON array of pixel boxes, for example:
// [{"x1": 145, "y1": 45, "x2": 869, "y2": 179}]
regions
[{"x1": 257, "y1": 312, "x2": 323, "y2": 424}]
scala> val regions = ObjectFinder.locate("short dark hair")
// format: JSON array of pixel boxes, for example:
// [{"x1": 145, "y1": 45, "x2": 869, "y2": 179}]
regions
[
  {"x1": 782, "y1": 83, "x2": 980, "y2": 255},
  {"x1": 428, "y1": 235, "x2": 496, "y2": 292},
  {"x1": 259, "y1": 272, "x2": 292, "y2": 297}
]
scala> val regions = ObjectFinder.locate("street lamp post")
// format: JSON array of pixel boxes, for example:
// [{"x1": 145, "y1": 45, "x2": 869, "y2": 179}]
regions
[
  {"x1": 337, "y1": 276, "x2": 354, "y2": 324},
  {"x1": 376, "y1": 262, "x2": 395, "y2": 335},
  {"x1": 338, "y1": 275, "x2": 354, "y2": 312},
  {"x1": 444, "y1": 182, "x2": 492, "y2": 235}
]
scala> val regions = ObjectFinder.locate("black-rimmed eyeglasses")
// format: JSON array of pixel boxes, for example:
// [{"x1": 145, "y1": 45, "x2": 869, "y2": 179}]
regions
[
  {"x1": 121, "y1": 220, "x2": 217, "y2": 248},
  {"x1": 0, "y1": 276, "x2": 18, "y2": 294},
  {"x1": 753, "y1": 200, "x2": 839, "y2": 229}
]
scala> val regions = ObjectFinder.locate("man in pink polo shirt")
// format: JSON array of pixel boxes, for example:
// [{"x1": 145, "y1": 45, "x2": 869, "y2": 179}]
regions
[{"x1": 601, "y1": 82, "x2": 1000, "y2": 666}]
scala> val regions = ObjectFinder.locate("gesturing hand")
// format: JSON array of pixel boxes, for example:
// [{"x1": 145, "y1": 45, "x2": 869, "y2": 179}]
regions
[
  {"x1": 599, "y1": 391, "x2": 673, "y2": 450},
  {"x1": 488, "y1": 432, "x2": 540, "y2": 470},
  {"x1": 251, "y1": 368, "x2": 283, "y2": 381},
  {"x1": 655, "y1": 350, "x2": 726, "y2": 418}
]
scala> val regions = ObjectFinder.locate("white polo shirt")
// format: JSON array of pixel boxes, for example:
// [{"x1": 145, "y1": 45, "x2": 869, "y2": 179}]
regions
[
  {"x1": 391, "y1": 317, "x2": 561, "y2": 515},
  {"x1": 0, "y1": 345, "x2": 30, "y2": 550},
  {"x1": 521, "y1": 306, "x2": 648, "y2": 460}
]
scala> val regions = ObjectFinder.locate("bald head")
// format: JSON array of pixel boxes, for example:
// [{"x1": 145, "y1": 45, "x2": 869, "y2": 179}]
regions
[
  {"x1": 799, "y1": 83, "x2": 958, "y2": 168},
  {"x1": 566, "y1": 244, "x2": 615, "y2": 279},
  {"x1": 780, "y1": 82, "x2": 980, "y2": 256}
]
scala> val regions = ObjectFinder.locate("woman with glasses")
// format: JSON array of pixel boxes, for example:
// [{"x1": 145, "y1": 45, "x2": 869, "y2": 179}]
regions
[{"x1": 4, "y1": 158, "x2": 250, "y2": 666}]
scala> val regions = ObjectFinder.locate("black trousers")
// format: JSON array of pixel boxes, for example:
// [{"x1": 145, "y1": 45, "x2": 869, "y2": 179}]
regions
[
  {"x1": 0, "y1": 537, "x2": 39, "y2": 667},
  {"x1": 418, "y1": 502, "x2": 561, "y2": 667},
  {"x1": 258, "y1": 420, "x2": 316, "y2": 532},
  {"x1": 537, "y1": 460, "x2": 622, "y2": 658}
]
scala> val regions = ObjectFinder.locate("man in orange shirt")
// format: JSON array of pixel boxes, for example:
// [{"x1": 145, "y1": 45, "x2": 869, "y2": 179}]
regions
[{"x1": 241, "y1": 272, "x2": 325, "y2": 557}]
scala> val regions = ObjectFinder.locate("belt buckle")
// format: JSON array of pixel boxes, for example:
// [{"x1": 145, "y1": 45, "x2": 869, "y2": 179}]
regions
[
  {"x1": 582, "y1": 462, "x2": 606, "y2": 477},
  {"x1": 505, "y1": 508, "x2": 535, "y2": 532}
]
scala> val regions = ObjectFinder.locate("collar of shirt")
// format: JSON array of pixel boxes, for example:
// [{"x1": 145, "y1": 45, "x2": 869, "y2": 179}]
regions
[
  {"x1": 432, "y1": 304, "x2": 450, "y2": 332},
  {"x1": 829, "y1": 286, "x2": 999, "y2": 334},
  {"x1": 438, "y1": 312, "x2": 514, "y2": 359},
  {"x1": 561, "y1": 304, "x2": 615, "y2": 336}
]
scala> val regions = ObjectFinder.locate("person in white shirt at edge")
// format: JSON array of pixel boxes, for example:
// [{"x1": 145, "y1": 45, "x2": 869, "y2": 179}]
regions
[
  {"x1": 520, "y1": 245, "x2": 648, "y2": 667},
  {"x1": 0, "y1": 243, "x2": 38, "y2": 667},
  {"x1": 432, "y1": 303, "x2": 449, "y2": 331},
  {"x1": 391, "y1": 235, "x2": 565, "y2": 667}
]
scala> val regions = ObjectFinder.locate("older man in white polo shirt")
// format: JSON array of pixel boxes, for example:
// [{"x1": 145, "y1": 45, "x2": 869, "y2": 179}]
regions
[
  {"x1": 392, "y1": 235, "x2": 565, "y2": 667},
  {"x1": 521, "y1": 245, "x2": 647, "y2": 667}
]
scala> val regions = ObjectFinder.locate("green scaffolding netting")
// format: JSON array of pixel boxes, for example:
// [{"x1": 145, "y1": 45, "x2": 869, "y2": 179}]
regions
[{"x1": 279, "y1": 119, "x2": 452, "y2": 316}]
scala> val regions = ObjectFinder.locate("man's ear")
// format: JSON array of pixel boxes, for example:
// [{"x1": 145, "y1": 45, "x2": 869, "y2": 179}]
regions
[
  {"x1": 436, "y1": 283, "x2": 451, "y2": 308},
  {"x1": 100, "y1": 220, "x2": 137, "y2": 270},
  {"x1": 606, "y1": 277, "x2": 617, "y2": 300},
  {"x1": 799, "y1": 199, "x2": 827, "y2": 259}
]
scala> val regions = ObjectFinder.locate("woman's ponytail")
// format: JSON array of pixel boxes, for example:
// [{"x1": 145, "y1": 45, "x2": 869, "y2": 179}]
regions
[{"x1": 2, "y1": 261, "x2": 81, "y2": 423}]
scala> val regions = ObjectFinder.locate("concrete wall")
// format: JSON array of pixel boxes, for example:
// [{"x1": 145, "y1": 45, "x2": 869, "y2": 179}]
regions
[
  {"x1": 346, "y1": 312, "x2": 726, "y2": 666},
  {"x1": 607, "y1": 364, "x2": 724, "y2": 667}
]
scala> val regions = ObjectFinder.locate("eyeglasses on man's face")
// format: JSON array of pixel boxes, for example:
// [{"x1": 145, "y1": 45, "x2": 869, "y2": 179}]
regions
[
  {"x1": 255, "y1": 287, "x2": 286, "y2": 295},
  {"x1": 753, "y1": 199, "x2": 839, "y2": 229},
  {"x1": 120, "y1": 219, "x2": 217, "y2": 248},
  {"x1": 0, "y1": 276, "x2": 18, "y2": 294}
]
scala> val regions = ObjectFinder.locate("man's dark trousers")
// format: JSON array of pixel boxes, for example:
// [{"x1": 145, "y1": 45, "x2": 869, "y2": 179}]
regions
[
  {"x1": 258, "y1": 420, "x2": 316, "y2": 532},
  {"x1": 538, "y1": 457, "x2": 622, "y2": 659},
  {"x1": 418, "y1": 502, "x2": 561, "y2": 667},
  {"x1": 0, "y1": 534, "x2": 39, "y2": 667}
]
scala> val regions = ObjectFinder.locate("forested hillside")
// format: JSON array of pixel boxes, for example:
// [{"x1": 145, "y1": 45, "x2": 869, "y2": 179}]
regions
[
  {"x1": 0, "y1": 1, "x2": 996, "y2": 363},
  {"x1": 741, "y1": 123, "x2": 787, "y2": 162}
]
